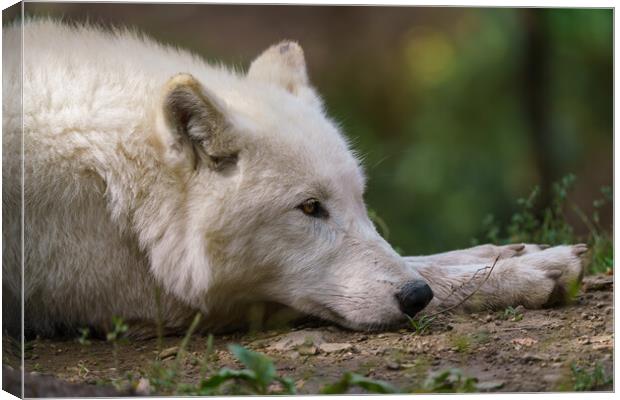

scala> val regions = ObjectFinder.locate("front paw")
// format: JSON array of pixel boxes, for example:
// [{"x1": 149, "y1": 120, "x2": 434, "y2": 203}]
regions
[
  {"x1": 518, "y1": 244, "x2": 587, "y2": 308},
  {"x1": 468, "y1": 243, "x2": 520, "y2": 259},
  {"x1": 470, "y1": 243, "x2": 539, "y2": 259}
]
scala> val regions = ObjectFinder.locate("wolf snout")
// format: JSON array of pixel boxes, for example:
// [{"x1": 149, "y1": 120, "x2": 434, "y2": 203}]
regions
[{"x1": 395, "y1": 280, "x2": 434, "y2": 317}]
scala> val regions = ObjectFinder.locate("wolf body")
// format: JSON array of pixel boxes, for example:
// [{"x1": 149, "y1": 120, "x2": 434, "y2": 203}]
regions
[{"x1": 2, "y1": 20, "x2": 586, "y2": 337}]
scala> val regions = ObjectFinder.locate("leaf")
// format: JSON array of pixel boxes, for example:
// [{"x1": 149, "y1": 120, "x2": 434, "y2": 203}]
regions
[
  {"x1": 275, "y1": 376, "x2": 297, "y2": 395},
  {"x1": 229, "y1": 344, "x2": 276, "y2": 391},
  {"x1": 321, "y1": 372, "x2": 397, "y2": 394},
  {"x1": 198, "y1": 368, "x2": 256, "y2": 394},
  {"x1": 348, "y1": 373, "x2": 398, "y2": 393}
]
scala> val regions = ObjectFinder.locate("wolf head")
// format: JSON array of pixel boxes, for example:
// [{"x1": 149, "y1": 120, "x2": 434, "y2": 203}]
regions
[{"x1": 150, "y1": 41, "x2": 432, "y2": 330}]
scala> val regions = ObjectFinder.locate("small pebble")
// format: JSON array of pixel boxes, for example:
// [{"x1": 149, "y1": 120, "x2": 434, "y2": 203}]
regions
[
  {"x1": 386, "y1": 361, "x2": 401, "y2": 371},
  {"x1": 158, "y1": 346, "x2": 179, "y2": 360},
  {"x1": 477, "y1": 380, "x2": 505, "y2": 391}
]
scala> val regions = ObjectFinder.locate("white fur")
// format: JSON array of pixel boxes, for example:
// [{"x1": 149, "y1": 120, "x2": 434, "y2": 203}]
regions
[
  {"x1": 3, "y1": 20, "x2": 423, "y2": 334},
  {"x1": 3, "y1": 20, "x2": 585, "y2": 336}
]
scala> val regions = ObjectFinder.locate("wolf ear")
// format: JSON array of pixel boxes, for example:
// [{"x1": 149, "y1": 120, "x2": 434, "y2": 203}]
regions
[
  {"x1": 159, "y1": 73, "x2": 238, "y2": 171},
  {"x1": 248, "y1": 41, "x2": 323, "y2": 108}
]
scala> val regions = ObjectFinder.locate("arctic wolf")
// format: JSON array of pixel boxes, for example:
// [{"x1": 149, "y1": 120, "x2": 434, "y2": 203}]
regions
[{"x1": 2, "y1": 20, "x2": 586, "y2": 337}]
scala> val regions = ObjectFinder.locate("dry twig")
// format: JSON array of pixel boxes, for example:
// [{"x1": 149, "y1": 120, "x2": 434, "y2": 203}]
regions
[{"x1": 422, "y1": 255, "x2": 501, "y2": 319}]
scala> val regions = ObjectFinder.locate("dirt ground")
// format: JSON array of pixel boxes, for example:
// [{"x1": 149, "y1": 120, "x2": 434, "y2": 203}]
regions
[{"x1": 20, "y1": 274, "x2": 614, "y2": 395}]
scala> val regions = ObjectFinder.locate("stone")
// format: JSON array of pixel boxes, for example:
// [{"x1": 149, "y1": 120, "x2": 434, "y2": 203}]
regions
[
  {"x1": 268, "y1": 330, "x2": 326, "y2": 352},
  {"x1": 158, "y1": 346, "x2": 179, "y2": 360},
  {"x1": 318, "y1": 343, "x2": 354, "y2": 354},
  {"x1": 386, "y1": 361, "x2": 401, "y2": 371},
  {"x1": 477, "y1": 380, "x2": 505, "y2": 391}
]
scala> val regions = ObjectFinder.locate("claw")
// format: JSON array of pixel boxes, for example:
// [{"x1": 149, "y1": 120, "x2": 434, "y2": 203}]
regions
[
  {"x1": 545, "y1": 269, "x2": 563, "y2": 279},
  {"x1": 572, "y1": 244, "x2": 589, "y2": 256},
  {"x1": 509, "y1": 243, "x2": 525, "y2": 252}
]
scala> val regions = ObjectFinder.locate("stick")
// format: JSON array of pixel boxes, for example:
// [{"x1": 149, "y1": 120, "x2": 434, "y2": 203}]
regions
[{"x1": 422, "y1": 255, "x2": 501, "y2": 319}]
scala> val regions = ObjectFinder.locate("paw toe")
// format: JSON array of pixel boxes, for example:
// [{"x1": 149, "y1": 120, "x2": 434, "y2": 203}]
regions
[
  {"x1": 572, "y1": 243, "x2": 589, "y2": 256},
  {"x1": 545, "y1": 269, "x2": 563, "y2": 279},
  {"x1": 509, "y1": 243, "x2": 525, "y2": 252}
]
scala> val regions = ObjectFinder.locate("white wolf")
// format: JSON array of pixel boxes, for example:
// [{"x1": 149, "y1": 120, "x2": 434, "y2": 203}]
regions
[{"x1": 2, "y1": 20, "x2": 586, "y2": 337}]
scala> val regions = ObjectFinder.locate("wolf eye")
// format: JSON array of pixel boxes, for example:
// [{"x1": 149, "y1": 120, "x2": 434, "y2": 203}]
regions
[{"x1": 298, "y1": 198, "x2": 329, "y2": 218}]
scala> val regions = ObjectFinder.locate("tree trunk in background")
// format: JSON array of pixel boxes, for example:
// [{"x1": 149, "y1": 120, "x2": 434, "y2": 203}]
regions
[{"x1": 520, "y1": 9, "x2": 553, "y2": 212}]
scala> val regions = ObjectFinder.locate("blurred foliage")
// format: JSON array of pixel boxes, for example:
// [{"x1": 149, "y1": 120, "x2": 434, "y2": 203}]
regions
[
  {"x1": 571, "y1": 363, "x2": 612, "y2": 391},
  {"x1": 474, "y1": 174, "x2": 612, "y2": 274},
  {"x1": 325, "y1": 9, "x2": 612, "y2": 255},
  {"x1": 420, "y1": 368, "x2": 477, "y2": 393},
  {"x1": 23, "y1": 5, "x2": 612, "y2": 255},
  {"x1": 178, "y1": 344, "x2": 296, "y2": 395},
  {"x1": 320, "y1": 372, "x2": 398, "y2": 394}
]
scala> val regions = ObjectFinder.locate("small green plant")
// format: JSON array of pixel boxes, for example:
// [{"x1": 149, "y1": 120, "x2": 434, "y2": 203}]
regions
[
  {"x1": 406, "y1": 315, "x2": 435, "y2": 335},
  {"x1": 321, "y1": 372, "x2": 398, "y2": 394},
  {"x1": 76, "y1": 360, "x2": 90, "y2": 378},
  {"x1": 106, "y1": 316, "x2": 128, "y2": 373},
  {"x1": 572, "y1": 186, "x2": 613, "y2": 274},
  {"x1": 475, "y1": 175, "x2": 612, "y2": 276},
  {"x1": 199, "y1": 334, "x2": 215, "y2": 379},
  {"x1": 422, "y1": 368, "x2": 477, "y2": 393},
  {"x1": 501, "y1": 306, "x2": 523, "y2": 321},
  {"x1": 77, "y1": 327, "x2": 91, "y2": 346},
  {"x1": 147, "y1": 313, "x2": 204, "y2": 394},
  {"x1": 571, "y1": 363, "x2": 612, "y2": 391},
  {"x1": 506, "y1": 174, "x2": 576, "y2": 244},
  {"x1": 450, "y1": 335, "x2": 471, "y2": 353},
  {"x1": 179, "y1": 344, "x2": 295, "y2": 395},
  {"x1": 106, "y1": 316, "x2": 128, "y2": 343},
  {"x1": 471, "y1": 330, "x2": 491, "y2": 345}
]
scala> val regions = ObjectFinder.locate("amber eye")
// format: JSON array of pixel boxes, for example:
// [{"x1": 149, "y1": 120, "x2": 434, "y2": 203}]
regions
[{"x1": 298, "y1": 198, "x2": 329, "y2": 218}]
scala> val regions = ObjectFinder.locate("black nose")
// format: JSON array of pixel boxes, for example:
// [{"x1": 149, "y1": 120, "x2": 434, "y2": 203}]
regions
[{"x1": 395, "y1": 280, "x2": 434, "y2": 317}]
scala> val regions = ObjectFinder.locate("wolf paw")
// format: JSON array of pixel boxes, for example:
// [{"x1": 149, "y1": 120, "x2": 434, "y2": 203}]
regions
[
  {"x1": 469, "y1": 243, "x2": 530, "y2": 259},
  {"x1": 517, "y1": 244, "x2": 587, "y2": 308},
  {"x1": 517, "y1": 243, "x2": 553, "y2": 255}
]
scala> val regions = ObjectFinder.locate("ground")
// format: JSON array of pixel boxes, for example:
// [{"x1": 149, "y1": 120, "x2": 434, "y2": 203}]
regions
[{"x1": 18, "y1": 274, "x2": 613, "y2": 395}]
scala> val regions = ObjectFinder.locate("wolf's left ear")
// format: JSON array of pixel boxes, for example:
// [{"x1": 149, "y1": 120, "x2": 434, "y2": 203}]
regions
[
  {"x1": 157, "y1": 73, "x2": 239, "y2": 171},
  {"x1": 247, "y1": 41, "x2": 323, "y2": 108}
]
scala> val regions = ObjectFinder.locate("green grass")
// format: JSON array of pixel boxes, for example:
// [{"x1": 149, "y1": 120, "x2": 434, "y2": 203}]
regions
[
  {"x1": 320, "y1": 372, "x2": 398, "y2": 394},
  {"x1": 571, "y1": 363, "x2": 612, "y2": 391},
  {"x1": 501, "y1": 306, "x2": 524, "y2": 321},
  {"x1": 178, "y1": 344, "x2": 296, "y2": 395},
  {"x1": 77, "y1": 327, "x2": 91, "y2": 346},
  {"x1": 406, "y1": 315, "x2": 436, "y2": 335},
  {"x1": 106, "y1": 316, "x2": 128, "y2": 375},
  {"x1": 475, "y1": 174, "x2": 612, "y2": 275},
  {"x1": 76, "y1": 317, "x2": 501, "y2": 395},
  {"x1": 419, "y1": 368, "x2": 477, "y2": 393},
  {"x1": 450, "y1": 335, "x2": 472, "y2": 353}
]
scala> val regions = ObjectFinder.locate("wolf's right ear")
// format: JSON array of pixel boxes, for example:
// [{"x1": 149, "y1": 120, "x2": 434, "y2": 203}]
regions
[
  {"x1": 248, "y1": 41, "x2": 323, "y2": 109},
  {"x1": 157, "y1": 73, "x2": 239, "y2": 171}
]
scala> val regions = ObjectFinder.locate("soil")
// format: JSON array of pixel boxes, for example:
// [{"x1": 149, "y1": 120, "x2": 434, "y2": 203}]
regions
[{"x1": 19, "y1": 274, "x2": 614, "y2": 395}]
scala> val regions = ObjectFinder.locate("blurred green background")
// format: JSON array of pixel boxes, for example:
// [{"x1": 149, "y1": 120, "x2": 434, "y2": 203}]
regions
[{"x1": 22, "y1": 4, "x2": 613, "y2": 255}]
